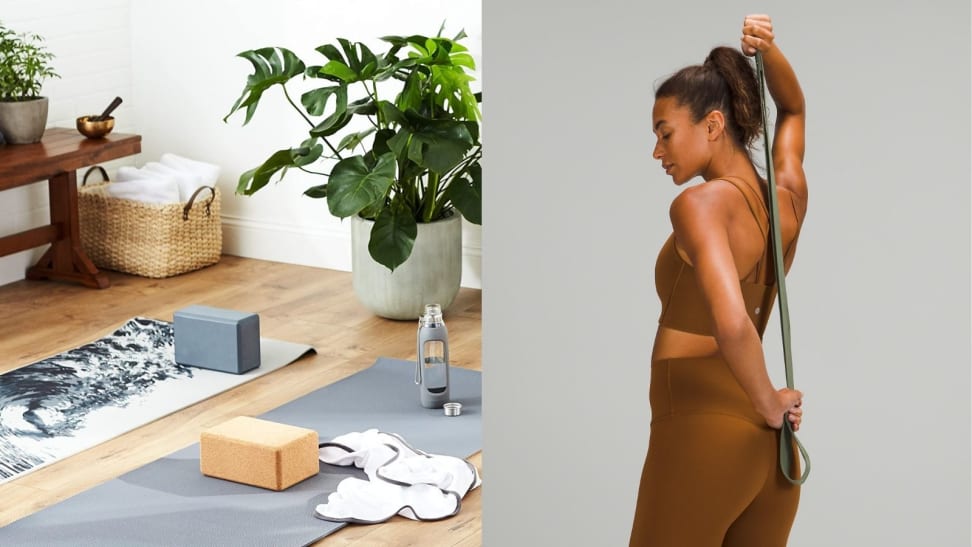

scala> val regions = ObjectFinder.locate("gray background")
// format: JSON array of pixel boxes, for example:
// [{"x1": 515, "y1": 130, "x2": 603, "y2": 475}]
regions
[{"x1": 482, "y1": 2, "x2": 970, "y2": 546}]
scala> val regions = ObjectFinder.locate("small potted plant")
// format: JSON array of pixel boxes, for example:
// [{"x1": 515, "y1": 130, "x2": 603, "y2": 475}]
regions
[
  {"x1": 225, "y1": 25, "x2": 481, "y2": 319},
  {"x1": 0, "y1": 20, "x2": 59, "y2": 144}
]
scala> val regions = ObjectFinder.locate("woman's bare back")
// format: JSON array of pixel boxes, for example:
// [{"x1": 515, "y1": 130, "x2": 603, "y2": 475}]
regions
[{"x1": 651, "y1": 180, "x2": 805, "y2": 362}]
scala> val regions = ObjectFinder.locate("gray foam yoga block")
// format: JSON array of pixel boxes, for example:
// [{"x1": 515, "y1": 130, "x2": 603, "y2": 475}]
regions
[{"x1": 174, "y1": 305, "x2": 261, "y2": 374}]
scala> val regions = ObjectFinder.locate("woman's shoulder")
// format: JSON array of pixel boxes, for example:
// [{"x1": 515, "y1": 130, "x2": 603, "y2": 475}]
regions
[
  {"x1": 671, "y1": 180, "x2": 743, "y2": 219},
  {"x1": 669, "y1": 181, "x2": 739, "y2": 235}
]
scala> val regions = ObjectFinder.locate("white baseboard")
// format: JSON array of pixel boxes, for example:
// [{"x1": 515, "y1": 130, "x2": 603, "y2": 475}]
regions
[
  {"x1": 0, "y1": 216, "x2": 482, "y2": 290},
  {"x1": 0, "y1": 249, "x2": 45, "y2": 288},
  {"x1": 221, "y1": 215, "x2": 482, "y2": 289},
  {"x1": 220, "y1": 215, "x2": 354, "y2": 271}
]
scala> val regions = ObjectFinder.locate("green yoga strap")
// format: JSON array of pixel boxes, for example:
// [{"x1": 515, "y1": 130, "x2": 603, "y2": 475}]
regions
[{"x1": 754, "y1": 52, "x2": 811, "y2": 486}]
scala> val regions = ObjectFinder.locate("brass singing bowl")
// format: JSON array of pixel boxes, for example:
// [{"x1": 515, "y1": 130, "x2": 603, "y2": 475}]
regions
[{"x1": 76, "y1": 115, "x2": 115, "y2": 139}]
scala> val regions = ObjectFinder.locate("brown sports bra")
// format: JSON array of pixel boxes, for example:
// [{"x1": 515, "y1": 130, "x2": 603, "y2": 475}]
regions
[{"x1": 655, "y1": 176, "x2": 797, "y2": 338}]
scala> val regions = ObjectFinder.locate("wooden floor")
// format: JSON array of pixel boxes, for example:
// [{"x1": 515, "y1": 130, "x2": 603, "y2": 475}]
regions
[{"x1": 0, "y1": 255, "x2": 482, "y2": 546}]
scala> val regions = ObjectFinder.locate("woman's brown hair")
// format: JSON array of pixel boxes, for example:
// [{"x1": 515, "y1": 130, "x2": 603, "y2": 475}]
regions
[{"x1": 656, "y1": 46, "x2": 761, "y2": 150}]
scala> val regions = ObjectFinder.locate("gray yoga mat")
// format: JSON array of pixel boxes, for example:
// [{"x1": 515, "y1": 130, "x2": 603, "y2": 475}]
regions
[{"x1": 0, "y1": 357, "x2": 482, "y2": 546}]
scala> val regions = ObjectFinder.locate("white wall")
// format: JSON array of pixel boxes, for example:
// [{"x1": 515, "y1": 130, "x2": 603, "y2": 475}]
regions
[
  {"x1": 0, "y1": 0, "x2": 137, "y2": 287},
  {"x1": 0, "y1": 0, "x2": 482, "y2": 289}
]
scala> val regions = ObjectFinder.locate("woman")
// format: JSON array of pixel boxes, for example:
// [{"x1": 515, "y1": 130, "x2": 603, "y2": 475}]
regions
[{"x1": 629, "y1": 15, "x2": 808, "y2": 547}]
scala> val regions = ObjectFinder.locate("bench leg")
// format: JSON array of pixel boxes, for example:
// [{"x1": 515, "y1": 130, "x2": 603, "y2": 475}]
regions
[{"x1": 25, "y1": 171, "x2": 110, "y2": 289}]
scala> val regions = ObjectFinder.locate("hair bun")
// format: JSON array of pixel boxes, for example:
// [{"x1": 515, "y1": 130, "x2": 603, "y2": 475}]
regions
[
  {"x1": 655, "y1": 46, "x2": 762, "y2": 150},
  {"x1": 703, "y1": 47, "x2": 761, "y2": 148}
]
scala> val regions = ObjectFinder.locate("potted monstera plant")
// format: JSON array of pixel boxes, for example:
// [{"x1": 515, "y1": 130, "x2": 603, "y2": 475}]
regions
[
  {"x1": 0, "y1": 21, "x2": 59, "y2": 144},
  {"x1": 225, "y1": 26, "x2": 481, "y2": 320}
]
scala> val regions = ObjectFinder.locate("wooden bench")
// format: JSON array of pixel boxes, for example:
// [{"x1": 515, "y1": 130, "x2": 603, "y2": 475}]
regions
[{"x1": 0, "y1": 127, "x2": 141, "y2": 288}]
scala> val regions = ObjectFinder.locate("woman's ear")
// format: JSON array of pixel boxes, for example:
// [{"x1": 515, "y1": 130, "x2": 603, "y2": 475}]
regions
[{"x1": 704, "y1": 110, "x2": 726, "y2": 141}]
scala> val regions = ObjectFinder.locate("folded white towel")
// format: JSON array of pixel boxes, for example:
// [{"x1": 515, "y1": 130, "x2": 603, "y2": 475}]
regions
[
  {"x1": 315, "y1": 429, "x2": 481, "y2": 524},
  {"x1": 159, "y1": 153, "x2": 221, "y2": 187},
  {"x1": 115, "y1": 165, "x2": 156, "y2": 182},
  {"x1": 104, "y1": 177, "x2": 181, "y2": 204},
  {"x1": 143, "y1": 161, "x2": 206, "y2": 201}
]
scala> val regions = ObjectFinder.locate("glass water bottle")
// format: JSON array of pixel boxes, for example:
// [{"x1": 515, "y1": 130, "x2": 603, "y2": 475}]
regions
[{"x1": 416, "y1": 303, "x2": 450, "y2": 408}]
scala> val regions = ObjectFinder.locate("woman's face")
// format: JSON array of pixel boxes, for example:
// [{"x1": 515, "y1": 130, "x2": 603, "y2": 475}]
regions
[{"x1": 651, "y1": 97, "x2": 710, "y2": 185}]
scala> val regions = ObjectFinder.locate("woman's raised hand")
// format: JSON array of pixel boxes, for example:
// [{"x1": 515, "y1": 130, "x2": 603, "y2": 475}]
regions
[{"x1": 741, "y1": 14, "x2": 775, "y2": 57}]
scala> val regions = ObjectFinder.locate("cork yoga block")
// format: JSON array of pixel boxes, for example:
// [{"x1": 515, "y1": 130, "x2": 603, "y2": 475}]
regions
[{"x1": 200, "y1": 416, "x2": 319, "y2": 491}]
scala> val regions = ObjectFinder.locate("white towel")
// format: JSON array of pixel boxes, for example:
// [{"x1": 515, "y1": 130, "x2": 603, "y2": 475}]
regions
[
  {"x1": 317, "y1": 477, "x2": 461, "y2": 524},
  {"x1": 315, "y1": 429, "x2": 481, "y2": 524},
  {"x1": 115, "y1": 166, "x2": 156, "y2": 181},
  {"x1": 159, "y1": 153, "x2": 221, "y2": 187},
  {"x1": 379, "y1": 451, "x2": 480, "y2": 497},
  {"x1": 142, "y1": 161, "x2": 206, "y2": 201},
  {"x1": 104, "y1": 177, "x2": 181, "y2": 204}
]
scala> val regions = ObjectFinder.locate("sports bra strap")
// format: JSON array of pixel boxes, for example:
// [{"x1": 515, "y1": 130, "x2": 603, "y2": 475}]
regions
[
  {"x1": 717, "y1": 176, "x2": 773, "y2": 284},
  {"x1": 718, "y1": 175, "x2": 769, "y2": 238}
]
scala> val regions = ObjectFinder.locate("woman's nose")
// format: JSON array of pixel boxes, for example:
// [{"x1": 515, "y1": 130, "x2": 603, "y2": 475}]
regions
[{"x1": 652, "y1": 141, "x2": 663, "y2": 160}]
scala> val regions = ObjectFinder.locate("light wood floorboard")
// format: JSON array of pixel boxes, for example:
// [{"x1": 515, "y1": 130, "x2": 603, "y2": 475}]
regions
[{"x1": 0, "y1": 255, "x2": 482, "y2": 546}]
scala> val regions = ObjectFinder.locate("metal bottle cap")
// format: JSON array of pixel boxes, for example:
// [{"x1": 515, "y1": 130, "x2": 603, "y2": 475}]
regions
[{"x1": 443, "y1": 402, "x2": 462, "y2": 417}]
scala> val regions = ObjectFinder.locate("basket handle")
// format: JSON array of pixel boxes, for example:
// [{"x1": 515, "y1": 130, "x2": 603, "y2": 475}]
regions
[
  {"x1": 183, "y1": 186, "x2": 217, "y2": 220},
  {"x1": 82, "y1": 165, "x2": 109, "y2": 186}
]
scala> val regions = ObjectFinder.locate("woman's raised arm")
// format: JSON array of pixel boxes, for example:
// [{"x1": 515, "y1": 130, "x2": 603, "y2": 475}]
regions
[{"x1": 741, "y1": 14, "x2": 807, "y2": 205}]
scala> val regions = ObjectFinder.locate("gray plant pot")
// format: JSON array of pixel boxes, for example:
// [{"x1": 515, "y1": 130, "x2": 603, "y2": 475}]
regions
[
  {"x1": 0, "y1": 97, "x2": 49, "y2": 144},
  {"x1": 351, "y1": 213, "x2": 462, "y2": 320}
]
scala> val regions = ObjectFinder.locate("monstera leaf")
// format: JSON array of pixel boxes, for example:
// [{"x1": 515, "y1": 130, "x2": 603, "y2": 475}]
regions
[
  {"x1": 326, "y1": 152, "x2": 397, "y2": 218},
  {"x1": 224, "y1": 47, "x2": 305, "y2": 125},
  {"x1": 386, "y1": 117, "x2": 474, "y2": 174},
  {"x1": 444, "y1": 162, "x2": 481, "y2": 225},
  {"x1": 368, "y1": 198, "x2": 418, "y2": 272}
]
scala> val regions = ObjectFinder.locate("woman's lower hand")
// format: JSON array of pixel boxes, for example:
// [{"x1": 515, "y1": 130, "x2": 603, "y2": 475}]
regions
[
  {"x1": 787, "y1": 399, "x2": 803, "y2": 432},
  {"x1": 759, "y1": 387, "x2": 803, "y2": 430}
]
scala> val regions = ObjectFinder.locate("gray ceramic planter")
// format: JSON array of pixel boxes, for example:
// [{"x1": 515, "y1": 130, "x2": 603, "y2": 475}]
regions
[
  {"x1": 351, "y1": 213, "x2": 462, "y2": 320},
  {"x1": 0, "y1": 97, "x2": 49, "y2": 144}
]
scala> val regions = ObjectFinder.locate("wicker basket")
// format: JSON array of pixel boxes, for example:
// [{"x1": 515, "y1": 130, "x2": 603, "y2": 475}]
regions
[{"x1": 78, "y1": 166, "x2": 223, "y2": 278}]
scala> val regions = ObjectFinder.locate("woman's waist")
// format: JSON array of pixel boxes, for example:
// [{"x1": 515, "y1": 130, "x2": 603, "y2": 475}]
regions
[
  {"x1": 651, "y1": 324, "x2": 721, "y2": 362},
  {"x1": 649, "y1": 355, "x2": 766, "y2": 427}
]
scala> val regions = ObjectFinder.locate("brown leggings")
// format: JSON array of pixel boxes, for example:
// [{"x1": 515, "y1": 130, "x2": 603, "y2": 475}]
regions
[{"x1": 629, "y1": 357, "x2": 800, "y2": 547}]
